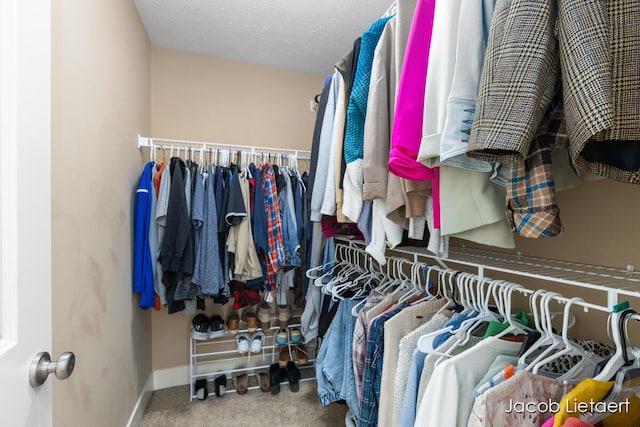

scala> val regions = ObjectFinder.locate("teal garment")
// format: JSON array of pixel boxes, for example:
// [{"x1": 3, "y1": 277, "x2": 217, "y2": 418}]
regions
[
  {"x1": 483, "y1": 309, "x2": 534, "y2": 338},
  {"x1": 343, "y1": 15, "x2": 394, "y2": 164}
]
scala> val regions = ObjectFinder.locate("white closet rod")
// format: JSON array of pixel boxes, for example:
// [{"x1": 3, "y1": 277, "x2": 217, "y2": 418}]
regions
[{"x1": 137, "y1": 134, "x2": 311, "y2": 160}]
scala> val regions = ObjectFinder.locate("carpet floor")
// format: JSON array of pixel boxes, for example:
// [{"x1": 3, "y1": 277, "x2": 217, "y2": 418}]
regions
[{"x1": 140, "y1": 382, "x2": 348, "y2": 427}]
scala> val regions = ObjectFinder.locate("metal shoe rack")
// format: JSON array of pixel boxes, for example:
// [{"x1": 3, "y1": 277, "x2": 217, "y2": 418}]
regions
[{"x1": 189, "y1": 312, "x2": 316, "y2": 401}]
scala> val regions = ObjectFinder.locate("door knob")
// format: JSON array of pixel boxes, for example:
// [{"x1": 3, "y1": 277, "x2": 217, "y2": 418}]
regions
[{"x1": 29, "y1": 351, "x2": 75, "y2": 387}]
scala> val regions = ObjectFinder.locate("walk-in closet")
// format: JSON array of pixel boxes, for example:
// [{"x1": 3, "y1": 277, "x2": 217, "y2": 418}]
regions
[{"x1": 5, "y1": 0, "x2": 639, "y2": 426}]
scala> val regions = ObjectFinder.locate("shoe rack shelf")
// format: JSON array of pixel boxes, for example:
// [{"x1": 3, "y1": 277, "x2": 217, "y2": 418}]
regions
[{"x1": 189, "y1": 317, "x2": 316, "y2": 401}]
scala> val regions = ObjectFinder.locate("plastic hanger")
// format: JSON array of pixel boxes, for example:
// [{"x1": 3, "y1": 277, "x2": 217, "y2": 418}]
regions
[
  {"x1": 454, "y1": 278, "x2": 503, "y2": 346},
  {"x1": 330, "y1": 248, "x2": 368, "y2": 299},
  {"x1": 516, "y1": 289, "x2": 548, "y2": 365},
  {"x1": 439, "y1": 280, "x2": 511, "y2": 357},
  {"x1": 417, "y1": 270, "x2": 460, "y2": 353},
  {"x1": 430, "y1": 274, "x2": 490, "y2": 364},
  {"x1": 582, "y1": 312, "x2": 640, "y2": 424},
  {"x1": 493, "y1": 283, "x2": 531, "y2": 339},
  {"x1": 307, "y1": 242, "x2": 342, "y2": 281},
  {"x1": 593, "y1": 308, "x2": 638, "y2": 381},
  {"x1": 398, "y1": 262, "x2": 423, "y2": 304},
  {"x1": 524, "y1": 291, "x2": 564, "y2": 370},
  {"x1": 149, "y1": 141, "x2": 155, "y2": 163},
  {"x1": 531, "y1": 297, "x2": 588, "y2": 374},
  {"x1": 386, "y1": 258, "x2": 414, "y2": 302}
]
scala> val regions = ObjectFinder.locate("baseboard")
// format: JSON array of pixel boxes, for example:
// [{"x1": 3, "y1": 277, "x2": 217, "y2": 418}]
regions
[
  {"x1": 152, "y1": 364, "x2": 190, "y2": 390},
  {"x1": 126, "y1": 373, "x2": 154, "y2": 427}
]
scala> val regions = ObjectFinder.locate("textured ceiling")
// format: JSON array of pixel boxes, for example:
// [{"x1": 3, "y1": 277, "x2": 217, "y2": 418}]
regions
[{"x1": 134, "y1": 0, "x2": 392, "y2": 75}]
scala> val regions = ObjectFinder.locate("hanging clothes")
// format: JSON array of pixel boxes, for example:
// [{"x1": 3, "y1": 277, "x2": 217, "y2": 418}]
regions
[
  {"x1": 226, "y1": 171, "x2": 263, "y2": 280},
  {"x1": 191, "y1": 165, "x2": 225, "y2": 296},
  {"x1": 133, "y1": 161, "x2": 155, "y2": 310}
]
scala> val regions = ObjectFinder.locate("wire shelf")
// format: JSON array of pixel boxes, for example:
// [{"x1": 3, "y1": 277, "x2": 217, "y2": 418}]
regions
[{"x1": 336, "y1": 236, "x2": 640, "y2": 309}]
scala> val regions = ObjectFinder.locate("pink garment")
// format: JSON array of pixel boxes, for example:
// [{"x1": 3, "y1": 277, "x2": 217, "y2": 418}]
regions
[
  {"x1": 562, "y1": 418, "x2": 598, "y2": 427},
  {"x1": 387, "y1": 0, "x2": 436, "y2": 182},
  {"x1": 387, "y1": 0, "x2": 441, "y2": 228}
]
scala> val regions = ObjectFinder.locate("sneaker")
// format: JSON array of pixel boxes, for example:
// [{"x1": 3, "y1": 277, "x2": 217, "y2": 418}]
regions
[
  {"x1": 236, "y1": 332, "x2": 250, "y2": 353},
  {"x1": 214, "y1": 374, "x2": 227, "y2": 397},
  {"x1": 275, "y1": 328, "x2": 289, "y2": 346},
  {"x1": 257, "y1": 302, "x2": 272, "y2": 330},
  {"x1": 242, "y1": 311, "x2": 258, "y2": 333},
  {"x1": 227, "y1": 312, "x2": 240, "y2": 335},
  {"x1": 277, "y1": 304, "x2": 291, "y2": 329},
  {"x1": 250, "y1": 331, "x2": 264, "y2": 353},
  {"x1": 195, "y1": 378, "x2": 208, "y2": 400},
  {"x1": 208, "y1": 315, "x2": 226, "y2": 339},
  {"x1": 290, "y1": 328, "x2": 303, "y2": 344},
  {"x1": 191, "y1": 314, "x2": 210, "y2": 341}
]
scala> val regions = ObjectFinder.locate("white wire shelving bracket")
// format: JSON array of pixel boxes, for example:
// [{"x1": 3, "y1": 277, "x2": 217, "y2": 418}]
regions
[
  {"x1": 137, "y1": 134, "x2": 311, "y2": 160},
  {"x1": 335, "y1": 236, "x2": 640, "y2": 311}
]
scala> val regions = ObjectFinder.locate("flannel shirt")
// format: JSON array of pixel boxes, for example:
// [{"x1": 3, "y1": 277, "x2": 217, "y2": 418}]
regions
[
  {"x1": 261, "y1": 165, "x2": 285, "y2": 292},
  {"x1": 352, "y1": 291, "x2": 385, "y2": 402},
  {"x1": 506, "y1": 95, "x2": 564, "y2": 238},
  {"x1": 359, "y1": 306, "x2": 404, "y2": 427}
]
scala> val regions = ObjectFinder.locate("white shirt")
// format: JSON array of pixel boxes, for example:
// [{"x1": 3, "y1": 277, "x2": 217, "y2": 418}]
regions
[{"x1": 415, "y1": 336, "x2": 522, "y2": 427}]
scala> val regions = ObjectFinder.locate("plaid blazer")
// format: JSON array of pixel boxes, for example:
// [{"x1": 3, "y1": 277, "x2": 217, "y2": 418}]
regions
[
  {"x1": 466, "y1": 0, "x2": 560, "y2": 163},
  {"x1": 467, "y1": 0, "x2": 640, "y2": 183},
  {"x1": 566, "y1": 0, "x2": 640, "y2": 183}
]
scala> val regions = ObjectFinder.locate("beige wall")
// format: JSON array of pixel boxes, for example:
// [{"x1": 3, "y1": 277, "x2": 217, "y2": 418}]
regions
[
  {"x1": 515, "y1": 179, "x2": 640, "y2": 343},
  {"x1": 51, "y1": 1, "x2": 151, "y2": 426},
  {"x1": 453, "y1": 178, "x2": 640, "y2": 344},
  {"x1": 150, "y1": 47, "x2": 324, "y2": 370}
]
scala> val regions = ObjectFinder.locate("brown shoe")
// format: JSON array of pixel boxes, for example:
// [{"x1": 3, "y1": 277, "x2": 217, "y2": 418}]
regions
[
  {"x1": 226, "y1": 312, "x2": 240, "y2": 335},
  {"x1": 233, "y1": 372, "x2": 248, "y2": 395},
  {"x1": 257, "y1": 302, "x2": 272, "y2": 330},
  {"x1": 277, "y1": 304, "x2": 291, "y2": 329},
  {"x1": 256, "y1": 369, "x2": 270, "y2": 392},
  {"x1": 279, "y1": 347, "x2": 290, "y2": 368},
  {"x1": 295, "y1": 345, "x2": 308, "y2": 365},
  {"x1": 242, "y1": 311, "x2": 258, "y2": 333}
]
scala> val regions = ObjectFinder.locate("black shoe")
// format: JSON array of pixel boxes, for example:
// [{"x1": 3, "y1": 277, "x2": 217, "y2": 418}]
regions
[
  {"x1": 269, "y1": 363, "x2": 281, "y2": 395},
  {"x1": 286, "y1": 361, "x2": 300, "y2": 392},
  {"x1": 209, "y1": 315, "x2": 226, "y2": 339},
  {"x1": 191, "y1": 314, "x2": 210, "y2": 340},
  {"x1": 214, "y1": 374, "x2": 227, "y2": 397},
  {"x1": 195, "y1": 378, "x2": 208, "y2": 400}
]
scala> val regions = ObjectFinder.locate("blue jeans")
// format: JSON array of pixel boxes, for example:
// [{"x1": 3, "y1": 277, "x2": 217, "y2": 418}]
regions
[{"x1": 315, "y1": 298, "x2": 360, "y2": 417}]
